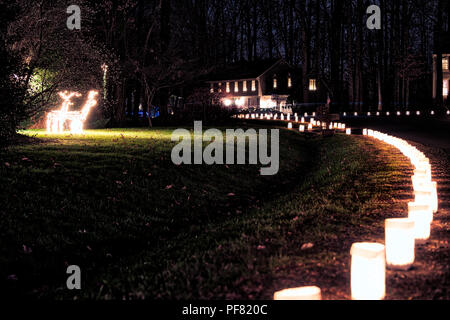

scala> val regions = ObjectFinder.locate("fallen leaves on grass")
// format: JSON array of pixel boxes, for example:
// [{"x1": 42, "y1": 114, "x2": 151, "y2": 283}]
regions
[
  {"x1": 301, "y1": 243, "x2": 314, "y2": 250},
  {"x1": 22, "y1": 245, "x2": 32, "y2": 254}
]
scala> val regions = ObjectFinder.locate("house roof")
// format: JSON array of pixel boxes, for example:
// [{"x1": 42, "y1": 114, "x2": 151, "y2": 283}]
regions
[
  {"x1": 435, "y1": 33, "x2": 450, "y2": 53},
  {"x1": 203, "y1": 58, "x2": 289, "y2": 82}
]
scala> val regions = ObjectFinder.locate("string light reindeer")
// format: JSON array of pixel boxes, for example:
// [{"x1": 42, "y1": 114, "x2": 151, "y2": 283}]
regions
[{"x1": 47, "y1": 90, "x2": 98, "y2": 134}]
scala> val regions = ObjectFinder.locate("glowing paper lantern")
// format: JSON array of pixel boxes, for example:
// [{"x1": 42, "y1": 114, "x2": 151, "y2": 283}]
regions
[
  {"x1": 287, "y1": 114, "x2": 291, "y2": 121},
  {"x1": 304, "y1": 112, "x2": 308, "y2": 117},
  {"x1": 281, "y1": 114, "x2": 285, "y2": 121},
  {"x1": 408, "y1": 202, "x2": 431, "y2": 242},
  {"x1": 287, "y1": 122, "x2": 293, "y2": 129},
  {"x1": 416, "y1": 111, "x2": 420, "y2": 116},
  {"x1": 343, "y1": 112, "x2": 347, "y2": 116},
  {"x1": 376, "y1": 112, "x2": 380, "y2": 116},
  {"x1": 312, "y1": 112, "x2": 316, "y2": 116},
  {"x1": 354, "y1": 112, "x2": 358, "y2": 116},
  {"x1": 350, "y1": 242, "x2": 386, "y2": 300},
  {"x1": 308, "y1": 124, "x2": 313, "y2": 131},
  {"x1": 385, "y1": 218, "x2": 415, "y2": 270},
  {"x1": 367, "y1": 112, "x2": 371, "y2": 116},
  {"x1": 274, "y1": 286, "x2": 322, "y2": 300},
  {"x1": 431, "y1": 181, "x2": 438, "y2": 213},
  {"x1": 301, "y1": 117, "x2": 305, "y2": 123},
  {"x1": 299, "y1": 125, "x2": 305, "y2": 132},
  {"x1": 447, "y1": 110, "x2": 450, "y2": 115},
  {"x1": 346, "y1": 128, "x2": 351, "y2": 135},
  {"x1": 431, "y1": 110, "x2": 435, "y2": 115},
  {"x1": 363, "y1": 129, "x2": 368, "y2": 136},
  {"x1": 397, "y1": 111, "x2": 401, "y2": 116},
  {"x1": 406, "y1": 111, "x2": 410, "y2": 116},
  {"x1": 386, "y1": 112, "x2": 390, "y2": 116}
]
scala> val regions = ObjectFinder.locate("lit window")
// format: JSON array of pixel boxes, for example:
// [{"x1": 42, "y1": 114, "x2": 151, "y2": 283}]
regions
[
  {"x1": 243, "y1": 81, "x2": 247, "y2": 92},
  {"x1": 251, "y1": 80, "x2": 256, "y2": 91},
  {"x1": 218, "y1": 82, "x2": 222, "y2": 93},
  {"x1": 273, "y1": 75, "x2": 277, "y2": 89},
  {"x1": 309, "y1": 79, "x2": 317, "y2": 91},
  {"x1": 235, "y1": 81, "x2": 239, "y2": 93},
  {"x1": 226, "y1": 82, "x2": 230, "y2": 93},
  {"x1": 444, "y1": 80, "x2": 448, "y2": 97},
  {"x1": 210, "y1": 83, "x2": 214, "y2": 93},
  {"x1": 288, "y1": 76, "x2": 292, "y2": 88},
  {"x1": 443, "y1": 58, "x2": 449, "y2": 70}
]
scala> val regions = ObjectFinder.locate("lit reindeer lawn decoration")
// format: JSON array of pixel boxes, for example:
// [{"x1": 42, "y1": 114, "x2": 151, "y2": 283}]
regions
[{"x1": 47, "y1": 90, "x2": 98, "y2": 134}]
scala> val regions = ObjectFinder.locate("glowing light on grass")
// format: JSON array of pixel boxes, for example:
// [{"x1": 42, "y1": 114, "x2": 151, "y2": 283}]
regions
[
  {"x1": 385, "y1": 218, "x2": 415, "y2": 270},
  {"x1": 350, "y1": 242, "x2": 385, "y2": 300},
  {"x1": 47, "y1": 90, "x2": 98, "y2": 134},
  {"x1": 274, "y1": 286, "x2": 321, "y2": 300},
  {"x1": 223, "y1": 99, "x2": 232, "y2": 107}
]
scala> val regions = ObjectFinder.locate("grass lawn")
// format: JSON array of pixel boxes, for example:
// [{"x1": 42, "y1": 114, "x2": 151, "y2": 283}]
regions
[{"x1": 0, "y1": 125, "x2": 414, "y2": 299}]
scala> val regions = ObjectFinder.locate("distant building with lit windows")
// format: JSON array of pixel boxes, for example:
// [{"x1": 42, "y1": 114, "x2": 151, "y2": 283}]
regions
[
  {"x1": 432, "y1": 33, "x2": 450, "y2": 102},
  {"x1": 433, "y1": 54, "x2": 450, "y2": 100},
  {"x1": 205, "y1": 59, "x2": 296, "y2": 109}
]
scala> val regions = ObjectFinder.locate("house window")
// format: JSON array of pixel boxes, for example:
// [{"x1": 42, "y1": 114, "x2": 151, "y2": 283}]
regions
[
  {"x1": 443, "y1": 58, "x2": 449, "y2": 70},
  {"x1": 210, "y1": 83, "x2": 214, "y2": 93},
  {"x1": 309, "y1": 79, "x2": 317, "y2": 91},
  {"x1": 234, "y1": 81, "x2": 239, "y2": 93},
  {"x1": 273, "y1": 75, "x2": 277, "y2": 89},
  {"x1": 226, "y1": 82, "x2": 230, "y2": 93},
  {"x1": 288, "y1": 75, "x2": 292, "y2": 88},
  {"x1": 251, "y1": 80, "x2": 256, "y2": 92},
  {"x1": 243, "y1": 81, "x2": 247, "y2": 92}
]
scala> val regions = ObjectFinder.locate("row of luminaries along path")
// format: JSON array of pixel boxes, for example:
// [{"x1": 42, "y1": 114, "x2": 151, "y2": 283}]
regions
[{"x1": 242, "y1": 113, "x2": 439, "y2": 300}]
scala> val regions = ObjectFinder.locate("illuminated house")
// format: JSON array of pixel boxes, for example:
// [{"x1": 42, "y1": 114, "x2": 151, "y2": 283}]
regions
[
  {"x1": 205, "y1": 59, "x2": 296, "y2": 110},
  {"x1": 432, "y1": 34, "x2": 450, "y2": 102},
  {"x1": 433, "y1": 54, "x2": 449, "y2": 100}
]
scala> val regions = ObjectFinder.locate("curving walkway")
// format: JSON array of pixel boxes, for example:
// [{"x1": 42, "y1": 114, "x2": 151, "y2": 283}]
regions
[{"x1": 247, "y1": 113, "x2": 448, "y2": 299}]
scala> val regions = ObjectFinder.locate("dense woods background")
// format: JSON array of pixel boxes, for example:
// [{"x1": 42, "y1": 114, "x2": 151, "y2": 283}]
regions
[{"x1": 1, "y1": 0, "x2": 449, "y2": 144}]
